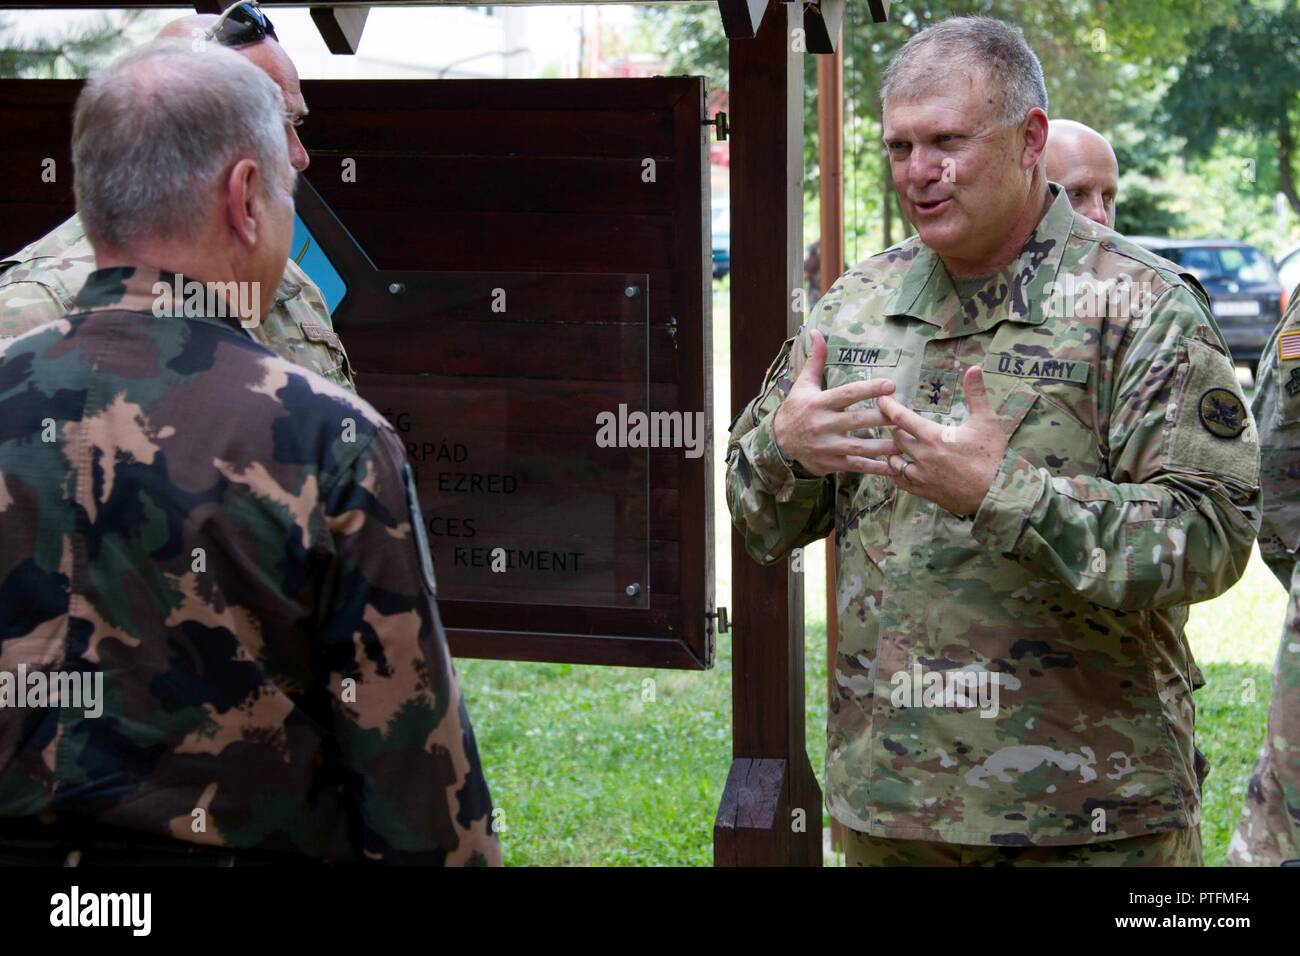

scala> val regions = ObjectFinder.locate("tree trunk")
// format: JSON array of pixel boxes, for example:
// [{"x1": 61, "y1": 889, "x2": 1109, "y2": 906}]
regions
[
  {"x1": 1280, "y1": 108, "x2": 1300, "y2": 216},
  {"x1": 882, "y1": 146, "x2": 892, "y2": 247}
]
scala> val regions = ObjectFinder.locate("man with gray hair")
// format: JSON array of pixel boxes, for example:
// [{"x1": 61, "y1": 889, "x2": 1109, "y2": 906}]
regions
[
  {"x1": 0, "y1": 3, "x2": 355, "y2": 391},
  {"x1": 727, "y1": 16, "x2": 1258, "y2": 866},
  {"x1": 0, "y1": 40, "x2": 499, "y2": 866}
]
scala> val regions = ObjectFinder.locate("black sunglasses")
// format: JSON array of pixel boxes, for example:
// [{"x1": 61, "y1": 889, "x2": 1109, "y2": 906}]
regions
[{"x1": 205, "y1": 1, "x2": 278, "y2": 49}]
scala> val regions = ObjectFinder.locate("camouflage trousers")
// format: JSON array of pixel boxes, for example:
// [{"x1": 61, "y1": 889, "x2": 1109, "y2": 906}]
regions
[
  {"x1": 1227, "y1": 744, "x2": 1300, "y2": 866},
  {"x1": 844, "y1": 827, "x2": 1203, "y2": 866}
]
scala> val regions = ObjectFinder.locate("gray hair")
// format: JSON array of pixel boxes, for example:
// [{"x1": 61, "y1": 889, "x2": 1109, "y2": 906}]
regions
[
  {"x1": 881, "y1": 16, "x2": 1048, "y2": 128},
  {"x1": 73, "y1": 38, "x2": 292, "y2": 250}
]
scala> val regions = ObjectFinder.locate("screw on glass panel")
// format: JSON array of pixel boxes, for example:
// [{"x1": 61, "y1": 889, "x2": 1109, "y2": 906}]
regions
[
  {"x1": 625, "y1": 286, "x2": 639, "y2": 298},
  {"x1": 388, "y1": 282, "x2": 405, "y2": 295},
  {"x1": 626, "y1": 583, "x2": 641, "y2": 597}
]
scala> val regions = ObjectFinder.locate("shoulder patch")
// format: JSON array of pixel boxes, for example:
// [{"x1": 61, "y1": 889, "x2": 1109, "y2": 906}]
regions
[
  {"x1": 1198, "y1": 387, "x2": 1248, "y2": 439},
  {"x1": 1279, "y1": 329, "x2": 1300, "y2": 363}
]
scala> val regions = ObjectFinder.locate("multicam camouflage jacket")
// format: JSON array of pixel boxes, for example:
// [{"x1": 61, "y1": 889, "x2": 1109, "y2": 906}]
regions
[
  {"x1": 0, "y1": 267, "x2": 498, "y2": 865},
  {"x1": 727, "y1": 185, "x2": 1261, "y2": 846},
  {"x1": 0, "y1": 214, "x2": 356, "y2": 391},
  {"x1": 1229, "y1": 296, "x2": 1300, "y2": 865}
]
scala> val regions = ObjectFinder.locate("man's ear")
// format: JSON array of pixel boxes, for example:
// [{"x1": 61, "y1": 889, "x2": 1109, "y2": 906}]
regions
[
  {"x1": 224, "y1": 158, "x2": 261, "y2": 249},
  {"x1": 1020, "y1": 107, "x2": 1050, "y2": 171}
]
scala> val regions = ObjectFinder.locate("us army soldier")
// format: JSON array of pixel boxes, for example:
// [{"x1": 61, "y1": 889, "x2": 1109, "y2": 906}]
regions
[
  {"x1": 1045, "y1": 119, "x2": 1119, "y2": 230},
  {"x1": 0, "y1": 6, "x2": 355, "y2": 391},
  {"x1": 727, "y1": 16, "x2": 1259, "y2": 866},
  {"x1": 1228, "y1": 296, "x2": 1300, "y2": 866},
  {"x1": 0, "y1": 41, "x2": 498, "y2": 866}
]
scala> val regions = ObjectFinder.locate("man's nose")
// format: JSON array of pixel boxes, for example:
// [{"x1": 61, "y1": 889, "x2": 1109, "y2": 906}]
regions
[
  {"x1": 907, "y1": 146, "x2": 943, "y2": 187},
  {"x1": 288, "y1": 128, "x2": 310, "y2": 172},
  {"x1": 1083, "y1": 195, "x2": 1107, "y2": 227}
]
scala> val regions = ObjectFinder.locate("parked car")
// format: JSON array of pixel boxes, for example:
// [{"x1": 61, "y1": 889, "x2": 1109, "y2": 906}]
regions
[
  {"x1": 1131, "y1": 237, "x2": 1285, "y2": 371},
  {"x1": 711, "y1": 200, "x2": 730, "y2": 279},
  {"x1": 1277, "y1": 242, "x2": 1300, "y2": 310}
]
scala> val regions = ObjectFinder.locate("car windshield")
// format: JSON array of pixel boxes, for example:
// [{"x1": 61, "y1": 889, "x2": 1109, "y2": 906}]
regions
[{"x1": 1161, "y1": 245, "x2": 1278, "y2": 284}]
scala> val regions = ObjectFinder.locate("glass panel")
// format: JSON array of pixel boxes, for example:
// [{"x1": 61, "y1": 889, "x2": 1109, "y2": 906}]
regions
[{"x1": 348, "y1": 271, "x2": 651, "y2": 609}]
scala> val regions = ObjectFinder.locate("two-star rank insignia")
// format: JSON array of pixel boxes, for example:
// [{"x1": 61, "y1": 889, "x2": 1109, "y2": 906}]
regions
[{"x1": 1198, "y1": 387, "x2": 1247, "y2": 439}]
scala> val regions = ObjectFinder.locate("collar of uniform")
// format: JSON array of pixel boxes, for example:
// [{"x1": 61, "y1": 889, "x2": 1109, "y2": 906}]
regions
[
  {"x1": 70, "y1": 266, "x2": 246, "y2": 334},
  {"x1": 885, "y1": 184, "x2": 1073, "y2": 330}
]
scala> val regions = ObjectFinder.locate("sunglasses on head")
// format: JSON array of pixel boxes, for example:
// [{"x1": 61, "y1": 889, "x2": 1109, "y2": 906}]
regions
[{"x1": 205, "y1": 1, "x2": 278, "y2": 48}]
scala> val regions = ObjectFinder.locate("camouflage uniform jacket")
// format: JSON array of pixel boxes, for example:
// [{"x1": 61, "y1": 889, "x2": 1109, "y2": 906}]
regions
[
  {"x1": 727, "y1": 186, "x2": 1261, "y2": 846},
  {"x1": 0, "y1": 266, "x2": 499, "y2": 865},
  {"x1": 0, "y1": 214, "x2": 356, "y2": 391},
  {"x1": 1230, "y1": 295, "x2": 1300, "y2": 865}
]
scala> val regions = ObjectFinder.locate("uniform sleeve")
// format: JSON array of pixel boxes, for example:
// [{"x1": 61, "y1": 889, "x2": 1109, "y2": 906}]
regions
[
  {"x1": 315, "y1": 427, "x2": 500, "y2": 865},
  {"x1": 972, "y1": 283, "x2": 1261, "y2": 611},
  {"x1": 0, "y1": 274, "x2": 67, "y2": 343},
  {"x1": 725, "y1": 323, "x2": 836, "y2": 564},
  {"x1": 1252, "y1": 303, "x2": 1300, "y2": 591}
]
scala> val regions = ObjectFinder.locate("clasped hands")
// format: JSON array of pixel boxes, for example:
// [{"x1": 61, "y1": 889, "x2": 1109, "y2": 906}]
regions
[{"x1": 770, "y1": 330, "x2": 1008, "y2": 517}]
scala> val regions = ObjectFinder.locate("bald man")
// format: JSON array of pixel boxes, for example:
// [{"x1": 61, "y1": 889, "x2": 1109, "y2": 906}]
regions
[
  {"x1": 1046, "y1": 119, "x2": 1119, "y2": 230},
  {"x1": 0, "y1": 9, "x2": 355, "y2": 390}
]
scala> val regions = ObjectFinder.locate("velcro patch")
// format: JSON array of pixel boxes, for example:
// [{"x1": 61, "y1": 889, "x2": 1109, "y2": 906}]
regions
[
  {"x1": 982, "y1": 352, "x2": 1090, "y2": 384},
  {"x1": 301, "y1": 322, "x2": 342, "y2": 349},
  {"x1": 1279, "y1": 330, "x2": 1300, "y2": 363}
]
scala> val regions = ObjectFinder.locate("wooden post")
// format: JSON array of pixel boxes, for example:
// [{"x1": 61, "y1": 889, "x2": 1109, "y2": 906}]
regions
[
  {"x1": 714, "y1": 0, "x2": 821, "y2": 867},
  {"x1": 817, "y1": 25, "x2": 844, "y2": 862}
]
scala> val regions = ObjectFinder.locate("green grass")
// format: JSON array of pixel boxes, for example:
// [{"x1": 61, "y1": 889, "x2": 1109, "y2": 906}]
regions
[{"x1": 453, "y1": 282, "x2": 1286, "y2": 866}]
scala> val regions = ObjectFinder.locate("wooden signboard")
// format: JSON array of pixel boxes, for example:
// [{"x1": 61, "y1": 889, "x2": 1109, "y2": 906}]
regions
[{"x1": 0, "y1": 75, "x2": 715, "y2": 669}]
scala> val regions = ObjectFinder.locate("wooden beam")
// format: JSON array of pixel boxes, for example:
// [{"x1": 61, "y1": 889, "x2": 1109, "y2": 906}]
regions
[
  {"x1": 816, "y1": 28, "x2": 844, "y2": 860},
  {"x1": 804, "y1": 0, "x2": 844, "y2": 54},
  {"x1": 716, "y1": 0, "x2": 769, "y2": 40},
  {"x1": 309, "y1": 6, "x2": 369, "y2": 55},
  {"x1": 866, "y1": 0, "x2": 892, "y2": 23},
  {"x1": 714, "y1": 0, "x2": 821, "y2": 868}
]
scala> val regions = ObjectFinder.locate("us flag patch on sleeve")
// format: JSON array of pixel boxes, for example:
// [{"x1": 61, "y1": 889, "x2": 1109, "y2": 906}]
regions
[{"x1": 1279, "y1": 329, "x2": 1300, "y2": 362}]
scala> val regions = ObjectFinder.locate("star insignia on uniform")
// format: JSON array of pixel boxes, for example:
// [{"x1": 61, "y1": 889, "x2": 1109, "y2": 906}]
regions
[
  {"x1": 1197, "y1": 387, "x2": 1247, "y2": 439},
  {"x1": 927, "y1": 378, "x2": 943, "y2": 405}
]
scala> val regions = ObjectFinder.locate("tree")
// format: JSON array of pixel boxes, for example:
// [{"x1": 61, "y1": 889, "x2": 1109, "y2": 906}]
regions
[
  {"x1": 641, "y1": 1, "x2": 1234, "y2": 255},
  {"x1": 1164, "y1": 0, "x2": 1300, "y2": 214},
  {"x1": 0, "y1": 12, "x2": 141, "y2": 79}
]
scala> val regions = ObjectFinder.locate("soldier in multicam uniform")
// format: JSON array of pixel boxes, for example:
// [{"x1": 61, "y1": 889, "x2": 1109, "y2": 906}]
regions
[
  {"x1": 727, "y1": 17, "x2": 1259, "y2": 866},
  {"x1": 0, "y1": 5, "x2": 355, "y2": 392},
  {"x1": 1228, "y1": 294, "x2": 1300, "y2": 866},
  {"x1": 0, "y1": 41, "x2": 498, "y2": 866}
]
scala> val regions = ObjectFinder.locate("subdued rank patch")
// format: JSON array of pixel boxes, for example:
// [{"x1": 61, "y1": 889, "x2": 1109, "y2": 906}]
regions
[
  {"x1": 914, "y1": 365, "x2": 958, "y2": 414},
  {"x1": 1279, "y1": 329, "x2": 1300, "y2": 362},
  {"x1": 1198, "y1": 387, "x2": 1248, "y2": 438},
  {"x1": 402, "y1": 460, "x2": 438, "y2": 595},
  {"x1": 1286, "y1": 367, "x2": 1300, "y2": 398},
  {"x1": 827, "y1": 345, "x2": 902, "y2": 367},
  {"x1": 982, "y1": 352, "x2": 1090, "y2": 384}
]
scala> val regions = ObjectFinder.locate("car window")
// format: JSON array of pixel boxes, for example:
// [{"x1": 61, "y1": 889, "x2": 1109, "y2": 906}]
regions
[
  {"x1": 1162, "y1": 245, "x2": 1277, "y2": 284},
  {"x1": 1217, "y1": 247, "x2": 1275, "y2": 283}
]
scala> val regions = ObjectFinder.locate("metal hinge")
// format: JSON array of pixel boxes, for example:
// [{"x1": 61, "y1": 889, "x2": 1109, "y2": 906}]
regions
[
  {"x1": 704, "y1": 111, "x2": 729, "y2": 142},
  {"x1": 706, "y1": 606, "x2": 730, "y2": 634}
]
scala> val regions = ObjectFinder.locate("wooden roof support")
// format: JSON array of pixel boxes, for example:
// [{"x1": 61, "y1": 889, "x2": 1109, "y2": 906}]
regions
[
  {"x1": 310, "y1": 6, "x2": 369, "y2": 55},
  {"x1": 714, "y1": 0, "x2": 821, "y2": 868},
  {"x1": 716, "y1": 0, "x2": 769, "y2": 40}
]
